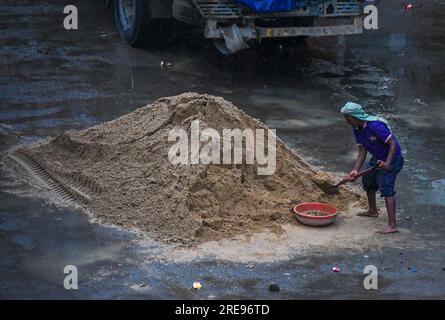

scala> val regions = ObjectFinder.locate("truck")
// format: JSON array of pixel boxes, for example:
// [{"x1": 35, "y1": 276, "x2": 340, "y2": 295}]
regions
[{"x1": 113, "y1": 0, "x2": 374, "y2": 55}]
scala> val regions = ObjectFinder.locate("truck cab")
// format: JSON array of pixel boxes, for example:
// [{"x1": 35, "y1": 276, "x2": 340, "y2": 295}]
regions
[{"x1": 114, "y1": 0, "x2": 372, "y2": 54}]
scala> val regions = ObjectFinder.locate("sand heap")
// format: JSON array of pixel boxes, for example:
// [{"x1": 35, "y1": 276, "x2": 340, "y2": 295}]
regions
[{"x1": 11, "y1": 93, "x2": 362, "y2": 245}]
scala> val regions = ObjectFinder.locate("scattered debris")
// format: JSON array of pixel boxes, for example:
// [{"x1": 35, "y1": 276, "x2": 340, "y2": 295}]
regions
[
  {"x1": 160, "y1": 61, "x2": 173, "y2": 69},
  {"x1": 402, "y1": 2, "x2": 414, "y2": 10},
  {"x1": 408, "y1": 267, "x2": 418, "y2": 273},
  {"x1": 414, "y1": 98, "x2": 428, "y2": 107},
  {"x1": 130, "y1": 283, "x2": 150, "y2": 292},
  {"x1": 332, "y1": 265, "x2": 340, "y2": 273},
  {"x1": 193, "y1": 282, "x2": 202, "y2": 290},
  {"x1": 268, "y1": 283, "x2": 280, "y2": 292}
]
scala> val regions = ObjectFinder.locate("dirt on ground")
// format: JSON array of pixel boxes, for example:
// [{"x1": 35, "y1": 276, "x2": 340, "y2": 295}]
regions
[{"x1": 8, "y1": 93, "x2": 364, "y2": 246}]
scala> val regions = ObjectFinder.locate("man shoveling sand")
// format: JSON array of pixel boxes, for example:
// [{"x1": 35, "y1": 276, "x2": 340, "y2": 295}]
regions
[{"x1": 341, "y1": 102, "x2": 404, "y2": 234}]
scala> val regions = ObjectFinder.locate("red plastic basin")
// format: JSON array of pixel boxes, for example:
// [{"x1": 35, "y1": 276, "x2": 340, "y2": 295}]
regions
[{"x1": 293, "y1": 202, "x2": 337, "y2": 227}]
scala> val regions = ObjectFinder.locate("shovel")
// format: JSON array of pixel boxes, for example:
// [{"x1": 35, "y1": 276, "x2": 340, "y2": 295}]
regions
[{"x1": 312, "y1": 161, "x2": 382, "y2": 194}]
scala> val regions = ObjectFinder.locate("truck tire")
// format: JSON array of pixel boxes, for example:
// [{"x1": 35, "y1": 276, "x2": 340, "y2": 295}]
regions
[{"x1": 114, "y1": 0, "x2": 161, "y2": 47}]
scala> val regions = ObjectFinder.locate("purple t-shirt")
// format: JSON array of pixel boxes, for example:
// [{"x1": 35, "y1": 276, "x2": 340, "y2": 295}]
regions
[{"x1": 353, "y1": 121, "x2": 402, "y2": 161}]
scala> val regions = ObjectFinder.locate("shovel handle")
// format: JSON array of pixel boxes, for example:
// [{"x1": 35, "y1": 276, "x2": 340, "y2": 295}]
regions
[
  {"x1": 336, "y1": 161, "x2": 382, "y2": 187},
  {"x1": 354, "y1": 166, "x2": 375, "y2": 178},
  {"x1": 354, "y1": 160, "x2": 382, "y2": 178}
]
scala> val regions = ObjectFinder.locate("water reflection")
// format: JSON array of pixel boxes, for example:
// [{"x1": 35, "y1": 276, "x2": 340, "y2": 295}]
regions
[{"x1": 388, "y1": 33, "x2": 408, "y2": 53}]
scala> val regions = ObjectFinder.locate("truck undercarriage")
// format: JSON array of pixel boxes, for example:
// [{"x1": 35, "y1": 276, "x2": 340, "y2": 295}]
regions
[{"x1": 115, "y1": 0, "x2": 366, "y2": 54}]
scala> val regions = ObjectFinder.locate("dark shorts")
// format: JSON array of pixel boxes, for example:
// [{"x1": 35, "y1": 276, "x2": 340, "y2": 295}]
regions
[{"x1": 362, "y1": 156, "x2": 404, "y2": 197}]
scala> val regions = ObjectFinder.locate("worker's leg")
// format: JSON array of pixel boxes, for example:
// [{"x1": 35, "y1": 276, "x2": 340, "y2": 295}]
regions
[
  {"x1": 382, "y1": 196, "x2": 397, "y2": 229},
  {"x1": 376, "y1": 157, "x2": 404, "y2": 234},
  {"x1": 358, "y1": 158, "x2": 379, "y2": 217},
  {"x1": 365, "y1": 191, "x2": 379, "y2": 217}
]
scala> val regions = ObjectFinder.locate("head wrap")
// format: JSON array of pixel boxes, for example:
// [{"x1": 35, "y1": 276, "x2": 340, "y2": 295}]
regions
[{"x1": 341, "y1": 102, "x2": 391, "y2": 131}]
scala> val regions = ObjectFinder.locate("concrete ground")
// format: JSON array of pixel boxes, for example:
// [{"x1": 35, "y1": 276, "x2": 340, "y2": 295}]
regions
[{"x1": 0, "y1": 0, "x2": 444, "y2": 299}]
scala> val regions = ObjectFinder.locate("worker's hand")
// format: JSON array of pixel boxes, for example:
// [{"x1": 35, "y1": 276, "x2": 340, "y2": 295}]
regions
[
  {"x1": 378, "y1": 160, "x2": 390, "y2": 171},
  {"x1": 347, "y1": 170, "x2": 358, "y2": 182}
]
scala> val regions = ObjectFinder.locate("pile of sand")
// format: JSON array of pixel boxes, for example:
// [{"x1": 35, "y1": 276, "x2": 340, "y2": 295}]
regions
[{"x1": 9, "y1": 93, "x2": 362, "y2": 246}]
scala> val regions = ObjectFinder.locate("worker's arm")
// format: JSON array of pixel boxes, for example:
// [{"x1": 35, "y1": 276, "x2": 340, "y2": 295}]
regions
[
  {"x1": 348, "y1": 144, "x2": 367, "y2": 181},
  {"x1": 379, "y1": 136, "x2": 397, "y2": 171}
]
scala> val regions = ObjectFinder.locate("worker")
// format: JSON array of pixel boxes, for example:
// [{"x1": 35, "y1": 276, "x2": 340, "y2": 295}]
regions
[{"x1": 341, "y1": 102, "x2": 404, "y2": 234}]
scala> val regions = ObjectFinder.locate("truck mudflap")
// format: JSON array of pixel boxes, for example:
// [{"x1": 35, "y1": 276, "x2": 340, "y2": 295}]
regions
[{"x1": 205, "y1": 16, "x2": 363, "y2": 54}]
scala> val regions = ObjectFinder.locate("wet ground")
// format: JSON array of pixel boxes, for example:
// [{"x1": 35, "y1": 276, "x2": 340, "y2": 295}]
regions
[{"x1": 1, "y1": 0, "x2": 444, "y2": 299}]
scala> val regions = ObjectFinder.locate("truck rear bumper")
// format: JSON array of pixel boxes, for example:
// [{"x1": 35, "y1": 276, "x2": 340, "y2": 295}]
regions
[
  {"x1": 258, "y1": 17, "x2": 363, "y2": 38},
  {"x1": 204, "y1": 16, "x2": 363, "y2": 40}
]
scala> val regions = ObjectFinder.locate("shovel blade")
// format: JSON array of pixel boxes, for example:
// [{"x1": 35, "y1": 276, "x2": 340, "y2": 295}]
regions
[{"x1": 311, "y1": 172, "x2": 340, "y2": 194}]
